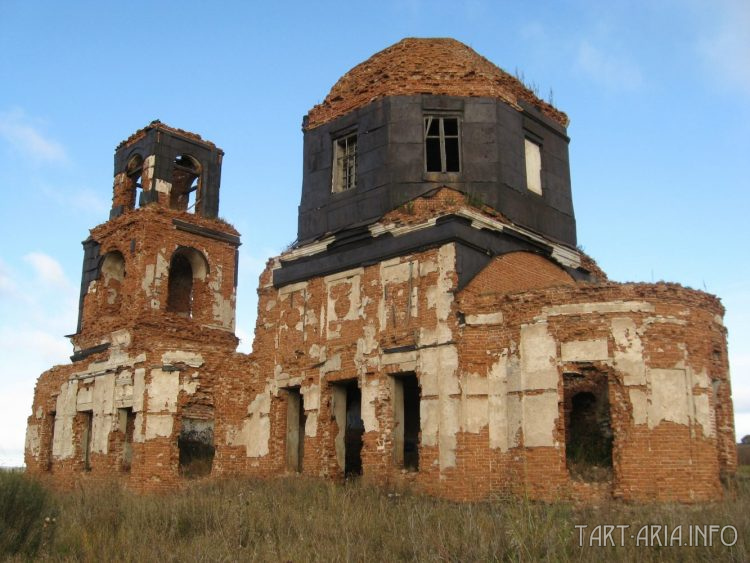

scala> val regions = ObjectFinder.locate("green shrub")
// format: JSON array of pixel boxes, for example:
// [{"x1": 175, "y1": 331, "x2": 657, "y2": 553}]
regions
[{"x1": 0, "y1": 470, "x2": 53, "y2": 557}]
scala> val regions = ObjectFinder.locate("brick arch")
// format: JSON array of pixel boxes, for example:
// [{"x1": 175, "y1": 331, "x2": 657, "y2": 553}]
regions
[
  {"x1": 460, "y1": 251, "x2": 575, "y2": 296},
  {"x1": 166, "y1": 246, "x2": 209, "y2": 317}
]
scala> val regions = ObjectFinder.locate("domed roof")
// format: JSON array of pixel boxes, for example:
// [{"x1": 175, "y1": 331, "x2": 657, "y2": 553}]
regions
[{"x1": 305, "y1": 38, "x2": 567, "y2": 130}]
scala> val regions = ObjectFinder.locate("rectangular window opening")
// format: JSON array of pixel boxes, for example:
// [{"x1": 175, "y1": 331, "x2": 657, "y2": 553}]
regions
[
  {"x1": 285, "y1": 388, "x2": 306, "y2": 473},
  {"x1": 425, "y1": 116, "x2": 460, "y2": 173},
  {"x1": 332, "y1": 380, "x2": 364, "y2": 477},
  {"x1": 563, "y1": 371, "x2": 613, "y2": 483},
  {"x1": 524, "y1": 138, "x2": 543, "y2": 195},
  {"x1": 332, "y1": 133, "x2": 357, "y2": 193},
  {"x1": 118, "y1": 407, "x2": 135, "y2": 472},
  {"x1": 392, "y1": 373, "x2": 420, "y2": 471},
  {"x1": 178, "y1": 418, "x2": 215, "y2": 478}
]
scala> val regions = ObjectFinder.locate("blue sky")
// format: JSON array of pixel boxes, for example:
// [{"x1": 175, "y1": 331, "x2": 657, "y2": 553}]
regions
[{"x1": 0, "y1": 0, "x2": 748, "y2": 465}]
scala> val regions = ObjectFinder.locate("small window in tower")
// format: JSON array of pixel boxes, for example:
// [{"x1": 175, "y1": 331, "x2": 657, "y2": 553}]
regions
[
  {"x1": 126, "y1": 155, "x2": 143, "y2": 209},
  {"x1": 425, "y1": 116, "x2": 460, "y2": 173},
  {"x1": 332, "y1": 133, "x2": 357, "y2": 193},
  {"x1": 524, "y1": 138, "x2": 543, "y2": 195},
  {"x1": 171, "y1": 154, "x2": 201, "y2": 213}
]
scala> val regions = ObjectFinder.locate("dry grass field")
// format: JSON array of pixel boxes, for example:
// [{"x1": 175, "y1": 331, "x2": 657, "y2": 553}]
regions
[{"x1": 1, "y1": 467, "x2": 748, "y2": 562}]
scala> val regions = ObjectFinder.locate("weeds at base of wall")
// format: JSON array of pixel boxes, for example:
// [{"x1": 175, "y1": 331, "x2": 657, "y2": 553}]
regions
[{"x1": 1, "y1": 468, "x2": 748, "y2": 562}]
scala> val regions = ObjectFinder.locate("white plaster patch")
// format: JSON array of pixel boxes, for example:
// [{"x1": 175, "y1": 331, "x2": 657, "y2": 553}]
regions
[
  {"x1": 648, "y1": 368, "x2": 689, "y2": 428},
  {"x1": 420, "y1": 398, "x2": 438, "y2": 447},
  {"x1": 693, "y1": 393, "x2": 714, "y2": 438},
  {"x1": 419, "y1": 244, "x2": 455, "y2": 346},
  {"x1": 611, "y1": 317, "x2": 646, "y2": 386},
  {"x1": 227, "y1": 387, "x2": 273, "y2": 457},
  {"x1": 141, "y1": 264, "x2": 156, "y2": 299},
  {"x1": 419, "y1": 346, "x2": 459, "y2": 396},
  {"x1": 325, "y1": 270, "x2": 362, "y2": 338},
  {"x1": 361, "y1": 378, "x2": 379, "y2": 432},
  {"x1": 53, "y1": 380, "x2": 77, "y2": 459},
  {"x1": 465, "y1": 312, "x2": 504, "y2": 326},
  {"x1": 461, "y1": 396, "x2": 488, "y2": 433},
  {"x1": 320, "y1": 353, "x2": 341, "y2": 375},
  {"x1": 462, "y1": 372, "x2": 488, "y2": 396},
  {"x1": 161, "y1": 351, "x2": 204, "y2": 368},
  {"x1": 304, "y1": 412, "x2": 318, "y2": 437},
  {"x1": 25, "y1": 425, "x2": 40, "y2": 458},
  {"x1": 145, "y1": 414, "x2": 173, "y2": 440},
  {"x1": 518, "y1": 323, "x2": 558, "y2": 391},
  {"x1": 488, "y1": 355, "x2": 511, "y2": 450},
  {"x1": 154, "y1": 179, "x2": 171, "y2": 195},
  {"x1": 148, "y1": 369, "x2": 179, "y2": 413},
  {"x1": 382, "y1": 350, "x2": 417, "y2": 367},
  {"x1": 629, "y1": 388, "x2": 648, "y2": 426},
  {"x1": 522, "y1": 391, "x2": 558, "y2": 447},
  {"x1": 302, "y1": 384, "x2": 320, "y2": 410},
  {"x1": 110, "y1": 329, "x2": 131, "y2": 348},
  {"x1": 560, "y1": 339, "x2": 608, "y2": 362},
  {"x1": 539, "y1": 301, "x2": 655, "y2": 318},
  {"x1": 133, "y1": 368, "x2": 145, "y2": 412},
  {"x1": 210, "y1": 265, "x2": 235, "y2": 329}
]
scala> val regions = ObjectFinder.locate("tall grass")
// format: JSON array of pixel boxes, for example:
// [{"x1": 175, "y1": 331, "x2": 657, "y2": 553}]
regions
[{"x1": 1, "y1": 469, "x2": 747, "y2": 561}]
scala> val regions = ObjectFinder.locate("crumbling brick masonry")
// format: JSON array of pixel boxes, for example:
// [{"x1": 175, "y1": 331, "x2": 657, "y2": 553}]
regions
[{"x1": 25, "y1": 38, "x2": 736, "y2": 502}]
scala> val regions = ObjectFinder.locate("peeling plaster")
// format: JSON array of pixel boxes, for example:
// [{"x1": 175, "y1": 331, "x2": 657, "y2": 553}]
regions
[
  {"x1": 560, "y1": 339, "x2": 608, "y2": 362},
  {"x1": 518, "y1": 322, "x2": 557, "y2": 391},
  {"x1": 361, "y1": 378, "x2": 379, "y2": 432},
  {"x1": 612, "y1": 317, "x2": 646, "y2": 386},
  {"x1": 161, "y1": 351, "x2": 204, "y2": 368}
]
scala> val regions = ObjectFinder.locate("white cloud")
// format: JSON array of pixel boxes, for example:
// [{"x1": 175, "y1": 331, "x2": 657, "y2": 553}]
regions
[
  {"x1": 0, "y1": 108, "x2": 67, "y2": 164},
  {"x1": 576, "y1": 40, "x2": 643, "y2": 90},
  {"x1": 0, "y1": 258, "x2": 17, "y2": 296},
  {"x1": 697, "y1": 0, "x2": 750, "y2": 95},
  {"x1": 23, "y1": 252, "x2": 70, "y2": 289}
]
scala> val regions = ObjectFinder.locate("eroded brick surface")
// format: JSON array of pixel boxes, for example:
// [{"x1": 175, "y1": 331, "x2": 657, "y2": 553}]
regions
[{"x1": 25, "y1": 40, "x2": 736, "y2": 503}]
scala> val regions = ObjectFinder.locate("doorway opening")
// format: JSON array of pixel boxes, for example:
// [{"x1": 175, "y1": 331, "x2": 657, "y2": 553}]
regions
[
  {"x1": 564, "y1": 371, "x2": 613, "y2": 482},
  {"x1": 392, "y1": 373, "x2": 420, "y2": 471},
  {"x1": 332, "y1": 380, "x2": 364, "y2": 477},
  {"x1": 285, "y1": 387, "x2": 306, "y2": 472}
]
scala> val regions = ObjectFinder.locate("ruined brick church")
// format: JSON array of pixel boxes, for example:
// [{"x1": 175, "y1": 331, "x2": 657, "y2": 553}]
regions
[{"x1": 25, "y1": 38, "x2": 737, "y2": 502}]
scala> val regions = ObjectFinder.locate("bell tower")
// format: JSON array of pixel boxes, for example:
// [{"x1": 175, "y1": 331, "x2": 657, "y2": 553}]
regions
[{"x1": 71, "y1": 121, "x2": 240, "y2": 360}]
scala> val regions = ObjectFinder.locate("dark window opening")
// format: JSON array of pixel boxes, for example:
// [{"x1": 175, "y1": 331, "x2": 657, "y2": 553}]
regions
[
  {"x1": 332, "y1": 134, "x2": 357, "y2": 192},
  {"x1": 81, "y1": 411, "x2": 93, "y2": 471},
  {"x1": 285, "y1": 388, "x2": 306, "y2": 472},
  {"x1": 564, "y1": 372, "x2": 613, "y2": 482},
  {"x1": 392, "y1": 373, "x2": 420, "y2": 471},
  {"x1": 126, "y1": 155, "x2": 143, "y2": 209},
  {"x1": 167, "y1": 253, "x2": 194, "y2": 317},
  {"x1": 119, "y1": 407, "x2": 135, "y2": 472},
  {"x1": 425, "y1": 116, "x2": 460, "y2": 173},
  {"x1": 178, "y1": 418, "x2": 215, "y2": 478},
  {"x1": 332, "y1": 380, "x2": 364, "y2": 477},
  {"x1": 171, "y1": 154, "x2": 201, "y2": 213}
]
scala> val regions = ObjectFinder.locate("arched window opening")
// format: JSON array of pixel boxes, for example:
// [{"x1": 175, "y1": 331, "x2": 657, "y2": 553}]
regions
[
  {"x1": 171, "y1": 154, "x2": 201, "y2": 213},
  {"x1": 564, "y1": 372, "x2": 613, "y2": 482},
  {"x1": 126, "y1": 155, "x2": 143, "y2": 209},
  {"x1": 167, "y1": 253, "x2": 194, "y2": 317},
  {"x1": 166, "y1": 247, "x2": 208, "y2": 318},
  {"x1": 100, "y1": 250, "x2": 125, "y2": 311}
]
